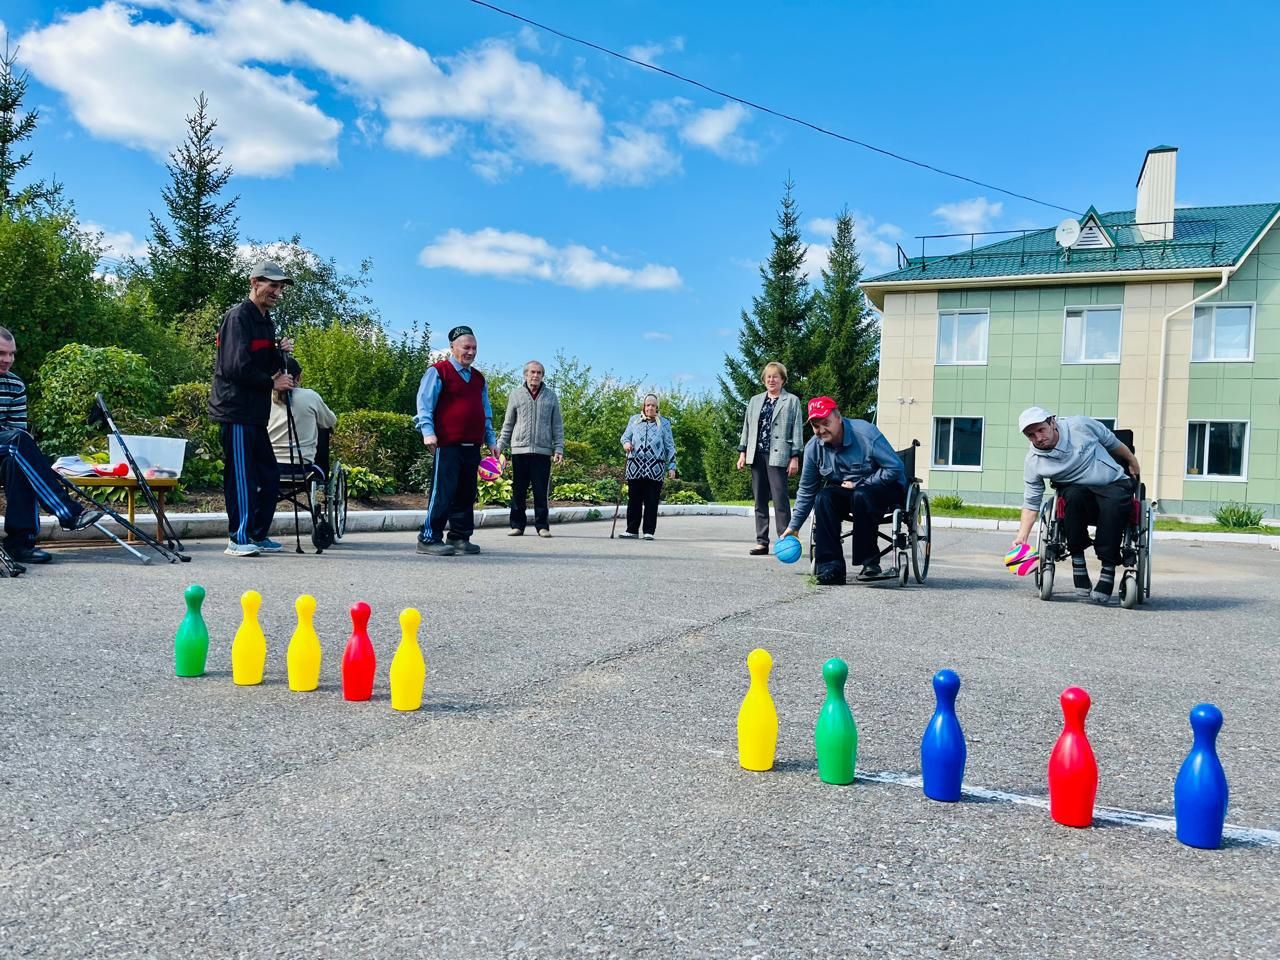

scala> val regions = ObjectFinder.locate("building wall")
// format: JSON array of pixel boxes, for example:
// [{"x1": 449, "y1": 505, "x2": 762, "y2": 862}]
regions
[{"x1": 872, "y1": 222, "x2": 1280, "y2": 518}]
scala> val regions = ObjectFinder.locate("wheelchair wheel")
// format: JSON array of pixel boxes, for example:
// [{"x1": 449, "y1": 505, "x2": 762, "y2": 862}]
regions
[
  {"x1": 311, "y1": 518, "x2": 335, "y2": 552},
  {"x1": 1035, "y1": 500, "x2": 1055, "y2": 600},
  {"x1": 329, "y1": 463, "x2": 348, "y2": 540},
  {"x1": 1120, "y1": 572, "x2": 1140, "y2": 609},
  {"x1": 1037, "y1": 560, "x2": 1055, "y2": 601},
  {"x1": 911, "y1": 491, "x2": 931, "y2": 584}
]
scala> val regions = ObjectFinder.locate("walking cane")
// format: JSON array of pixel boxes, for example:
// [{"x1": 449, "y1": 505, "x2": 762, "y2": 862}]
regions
[{"x1": 609, "y1": 457, "x2": 630, "y2": 539}]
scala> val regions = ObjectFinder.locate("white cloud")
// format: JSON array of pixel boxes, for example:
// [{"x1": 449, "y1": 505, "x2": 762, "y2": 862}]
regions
[
  {"x1": 81, "y1": 221, "x2": 149, "y2": 262},
  {"x1": 419, "y1": 228, "x2": 682, "y2": 291},
  {"x1": 715, "y1": 326, "x2": 734, "y2": 337},
  {"x1": 18, "y1": 0, "x2": 683, "y2": 185},
  {"x1": 800, "y1": 242, "x2": 829, "y2": 282},
  {"x1": 802, "y1": 212, "x2": 903, "y2": 276},
  {"x1": 807, "y1": 217, "x2": 839, "y2": 237},
  {"x1": 933, "y1": 196, "x2": 1004, "y2": 234},
  {"x1": 680, "y1": 102, "x2": 755, "y2": 161},
  {"x1": 19, "y1": 3, "x2": 340, "y2": 176},
  {"x1": 643, "y1": 331, "x2": 672, "y2": 341},
  {"x1": 624, "y1": 36, "x2": 684, "y2": 66}
]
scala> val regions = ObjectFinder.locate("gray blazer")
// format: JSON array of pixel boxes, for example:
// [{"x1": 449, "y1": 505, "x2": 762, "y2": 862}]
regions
[
  {"x1": 738, "y1": 390, "x2": 805, "y2": 467},
  {"x1": 498, "y1": 384, "x2": 565, "y2": 457}
]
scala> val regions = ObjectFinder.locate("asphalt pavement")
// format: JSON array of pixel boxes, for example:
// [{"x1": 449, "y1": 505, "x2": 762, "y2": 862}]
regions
[{"x1": 2, "y1": 517, "x2": 1278, "y2": 959}]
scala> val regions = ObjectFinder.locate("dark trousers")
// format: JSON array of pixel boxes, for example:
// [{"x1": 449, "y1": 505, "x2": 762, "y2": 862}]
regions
[
  {"x1": 220, "y1": 423, "x2": 279, "y2": 545},
  {"x1": 1, "y1": 427, "x2": 84, "y2": 549},
  {"x1": 510, "y1": 453, "x2": 552, "y2": 531},
  {"x1": 812, "y1": 476, "x2": 905, "y2": 581},
  {"x1": 1059, "y1": 481, "x2": 1130, "y2": 566},
  {"x1": 751, "y1": 460, "x2": 791, "y2": 544},
  {"x1": 421, "y1": 444, "x2": 481, "y2": 543},
  {"x1": 626, "y1": 477, "x2": 662, "y2": 535}
]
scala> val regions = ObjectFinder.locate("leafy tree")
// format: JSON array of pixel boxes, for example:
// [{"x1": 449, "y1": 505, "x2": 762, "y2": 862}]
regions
[
  {"x1": 292, "y1": 320, "x2": 434, "y2": 415},
  {"x1": 142, "y1": 93, "x2": 241, "y2": 328},
  {"x1": 807, "y1": 208, "x2": 880, "y2": 419},
  {"x1": 31, "y1": 344, "x2": 165, "y2": 455},
  {"x1": 238, "y1": 236, "x2": 381, "y2": 336},
  {"x1": 0, "y1": 43, "x2": 57, "y2": 213},
  {"x1": 546, "y1": 352, "x2": 641, "y2": 469}
]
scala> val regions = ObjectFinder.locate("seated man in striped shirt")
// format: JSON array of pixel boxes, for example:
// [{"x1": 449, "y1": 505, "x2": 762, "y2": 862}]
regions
[{"x1": 0, "y1": 327, "x2": 102, "y2": 564}]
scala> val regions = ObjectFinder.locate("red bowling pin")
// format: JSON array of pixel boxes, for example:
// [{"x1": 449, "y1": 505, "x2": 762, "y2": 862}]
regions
[
  {"x1": 342, "y1": 601, "x2": 377, "y2": 702},
  {"x1": 1048, "y1": 686, "x2": 1098, "y2": 827}
]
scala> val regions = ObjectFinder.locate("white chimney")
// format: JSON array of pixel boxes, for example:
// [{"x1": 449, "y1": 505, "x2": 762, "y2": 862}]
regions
[{"x1": 1136, "y1": 146, "x2": 1177, "y2": 241}]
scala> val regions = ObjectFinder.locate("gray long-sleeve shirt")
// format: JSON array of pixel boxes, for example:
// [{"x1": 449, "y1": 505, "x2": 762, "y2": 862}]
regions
[
  {"x1": 790, "y1": 418, "x2": 906, "y2": 532},
  {"x1": 1022, "y1": 416, "x2": 1126, "y2": 511}
]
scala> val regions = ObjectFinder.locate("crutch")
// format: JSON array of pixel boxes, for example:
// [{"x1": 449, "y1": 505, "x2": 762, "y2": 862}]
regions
[
  {"x1": 283, "y1": 391, "x2": 305, "y2": 554},
  {"x1": 0, "y1": 541, "x2": 24, "y2": 578},
  {"x1": 51, "y1": 471, "x2": 186, "y2": 564}
]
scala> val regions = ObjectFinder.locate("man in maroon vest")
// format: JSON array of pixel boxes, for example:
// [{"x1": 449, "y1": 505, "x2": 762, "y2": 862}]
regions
[{"x1": 414, "y1": 326, "x2": 496, "y2": 555}]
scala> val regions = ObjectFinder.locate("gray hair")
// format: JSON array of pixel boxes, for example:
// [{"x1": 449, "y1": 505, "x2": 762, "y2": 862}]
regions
[
  {"x1": 523, "y1": 360, "x2": 545, "y2": 374},
  {"x1": 0, "y1": 326, "x2": 13, "y2": 342},
  {"x1": 642, "y1": 392, "x2": 660, "y2": 409}
]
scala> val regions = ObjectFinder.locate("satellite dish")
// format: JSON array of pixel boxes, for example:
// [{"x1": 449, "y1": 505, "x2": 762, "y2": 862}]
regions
[{"x1": 1055, "y1": 218, "x2": 1081, "y2": 249}]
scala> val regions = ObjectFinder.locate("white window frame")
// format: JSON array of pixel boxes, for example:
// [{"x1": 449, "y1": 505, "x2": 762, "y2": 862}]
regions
[
  {"x1": 931, "y1": 416, "x2": 984, "y2": 472},
  {"x1": 1062, "y1": 305, "x2": 1123, "y2": 364},
  {"x1": 1184, "y1": 420, "x2": 1250, "y2": 482},
  {"x1": 935, "y1": 309, "x2": 989, "y2": 366},
  {"x1": 1191, "y1": 302, "x2": 1256, "y2": 363}
]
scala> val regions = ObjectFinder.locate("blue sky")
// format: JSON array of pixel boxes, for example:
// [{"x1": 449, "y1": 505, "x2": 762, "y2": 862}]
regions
[{"x1": 5, "y1": 0, "x2": 1280, "y2": 391}]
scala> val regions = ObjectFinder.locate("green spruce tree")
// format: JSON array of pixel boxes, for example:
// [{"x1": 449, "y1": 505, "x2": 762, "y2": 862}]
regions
[
  {"x1": 0, "y1": 42, "x2": 57, "y2": 214},
  {"x1": 144, "y1": 93, "x2": 241, "y2": 327},
  {"x1": 707, "y1": 179, "x2": 815, "y2": 499},
  {"x1": 808, "y1": 208, "x2": 880, "y2": 419}
]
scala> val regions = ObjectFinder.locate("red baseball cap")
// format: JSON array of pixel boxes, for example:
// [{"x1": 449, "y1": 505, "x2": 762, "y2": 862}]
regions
[{"x1": 807, "y1": 396, "x2": 838, "y2": 420}]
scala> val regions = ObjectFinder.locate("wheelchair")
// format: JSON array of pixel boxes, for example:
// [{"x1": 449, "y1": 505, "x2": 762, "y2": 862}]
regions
[
  {"x1": 1032, "y1": 429, "x2": 1153, "y2": 608},
  {"x1": 277, "y1": 428, "x2": 349, "y2": 554},
  {"x1": 808, "y1": 439, "x2": 932, "y2": 586}
]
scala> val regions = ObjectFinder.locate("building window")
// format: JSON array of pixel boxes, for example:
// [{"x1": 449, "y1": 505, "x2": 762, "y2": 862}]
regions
[
  {"x1": 1063, "y1": 306, "x2": 1122, "y2": 363},
  {"x1": 933, "y1": 417, "x2": 983, "y2": 470},
  {"x1": 936, "y1": 310, "x2": 988, "y2": 365},
  {"x1": 1186, "y1": 421, "x2": 1248, "y2": 480},
  {"x1": 1192, "y1": 304, "x2": 1254, "y2": 361}
]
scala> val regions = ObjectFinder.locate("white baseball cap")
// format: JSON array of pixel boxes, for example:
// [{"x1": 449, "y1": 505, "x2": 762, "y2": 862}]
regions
[{"x1": 1018, "y1": 406, "x2": 1054, "y2": 433}]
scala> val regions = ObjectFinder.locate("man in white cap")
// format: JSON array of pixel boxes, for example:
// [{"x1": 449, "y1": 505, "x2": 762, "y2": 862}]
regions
[
  {"x1": 1013, "y1": 407, "x2": 1141, "y2": 604},
  {"x1": 209, "y1": 260, "x2": 296, "y2": 557}
]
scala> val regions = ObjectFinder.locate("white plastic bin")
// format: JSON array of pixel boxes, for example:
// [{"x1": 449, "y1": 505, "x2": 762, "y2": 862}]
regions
[{"x1": 108, "y1": 435, "x2": 187, "y2": 479}]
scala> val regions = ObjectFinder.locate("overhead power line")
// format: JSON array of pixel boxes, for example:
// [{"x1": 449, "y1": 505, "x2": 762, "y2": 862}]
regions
[{"x1": 468, "y1": 0, "x2": 1080, "y2": 217}]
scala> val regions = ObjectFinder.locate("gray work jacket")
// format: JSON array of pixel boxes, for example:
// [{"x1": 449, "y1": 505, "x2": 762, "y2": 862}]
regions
[{"x1": 737, "y1": 390, "x2": 805, "y2": 468}]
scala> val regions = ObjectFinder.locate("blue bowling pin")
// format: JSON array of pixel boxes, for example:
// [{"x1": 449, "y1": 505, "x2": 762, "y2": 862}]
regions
[
  {"x1": 920, "y1": 669, "x2": 967, "y2": 802},
  {"x1": 1174, "y1": 703, "x2": 1229, "y2": 850}
]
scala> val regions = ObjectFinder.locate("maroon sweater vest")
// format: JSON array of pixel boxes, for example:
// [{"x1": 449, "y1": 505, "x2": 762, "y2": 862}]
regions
[{"x1": 433, "y1": 360, "x2": 486, "y2": 445}]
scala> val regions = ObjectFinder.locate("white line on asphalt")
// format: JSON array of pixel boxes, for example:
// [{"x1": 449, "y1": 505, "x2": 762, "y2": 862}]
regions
[{"x1": 859, "y1": 770, "x2": 1280, "y2": 847}]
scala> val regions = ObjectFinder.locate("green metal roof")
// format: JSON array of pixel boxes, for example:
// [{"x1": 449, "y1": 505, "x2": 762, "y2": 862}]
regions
[{"x1": 863, "y1": 203, "x2": 1280, "y2": 286}]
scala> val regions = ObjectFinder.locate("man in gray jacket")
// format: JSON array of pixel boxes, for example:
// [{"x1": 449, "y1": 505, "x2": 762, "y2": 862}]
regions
[{"x1": 495, "y1": 360, "x2": 565, "y2": 537}]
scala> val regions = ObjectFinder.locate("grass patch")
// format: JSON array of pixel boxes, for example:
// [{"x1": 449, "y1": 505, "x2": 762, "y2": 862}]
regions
[
  {"x1": 1153, "y1": 518, "x2": 1279, "y2": 536},
  {"x1": 931, "y1": 504, "x2": 1020, "y2": 521}
]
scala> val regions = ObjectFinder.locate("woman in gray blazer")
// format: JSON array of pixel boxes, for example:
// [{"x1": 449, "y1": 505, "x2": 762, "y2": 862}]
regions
[{"x1": 736, "y1": 362, "x2": 805, "y2": 554}]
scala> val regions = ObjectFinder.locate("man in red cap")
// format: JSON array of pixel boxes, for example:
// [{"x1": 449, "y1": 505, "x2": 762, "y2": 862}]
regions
[{"x1": 782, "y1": 397, "x2": 906, "y2": 584}]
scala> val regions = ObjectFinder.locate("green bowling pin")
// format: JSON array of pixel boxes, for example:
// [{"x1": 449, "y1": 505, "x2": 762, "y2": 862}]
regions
[
  {"x1": 174, "y1": 584, "x2": 210, "y2": 678},
  {"x1": 814, "y1": 657, "x2": 857, "y2": 784}
]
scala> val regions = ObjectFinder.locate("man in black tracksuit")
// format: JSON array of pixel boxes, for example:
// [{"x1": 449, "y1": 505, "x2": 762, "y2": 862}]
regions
[{"x1": 209, "y1": 261, "x2": 295, "y2": 557}]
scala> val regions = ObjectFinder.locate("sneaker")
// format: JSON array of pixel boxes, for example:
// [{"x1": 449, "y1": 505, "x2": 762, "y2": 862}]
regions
[
  {"x1": 816, "y1": 573, "x2": 846, "y2": 586},
  {"x1": 67, "y1": 508, "x2": 105, "y2": 532},
  {"x1": 449, "y1": 539, "x2": 481, "y2": 555},
  {"x1": 9, "y1": 545, "x2": 51, "y2": 564},
  {"x1": 618, "y1": 531, "x2": 638, "y2": 539},
  {"x1": 537, "y1": 529, "x2": 552, "y2": 538},
  {"x1": 642, "y1": 533, "x2": 655, "y2": 541},
  {"x1": 225, "y1": 541, "x2": 262, "y2": 557},
  {"x1": 1074, "y1": 586, "x2": 1094, "y2": 598},
  {"x1": 750, "y1": 544, "x2": 769, "y2": 556},
  {"x1": 416, "y1": 539, "x2": 456, "y2": 556},
  {"x1": 254, "y1": 538, "x2": 284, "y2": 553},
  {"x1": 507, "y1": 528, "x2": 525, "y2": 537},
  {"x1": 1087, "y1": 589, "x2": 1114, "y2": 606}
]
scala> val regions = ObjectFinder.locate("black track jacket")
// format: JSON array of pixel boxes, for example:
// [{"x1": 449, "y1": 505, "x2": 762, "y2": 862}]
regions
[{"x1": 208, "y1": 300, "x2": 280, "y2": 427}]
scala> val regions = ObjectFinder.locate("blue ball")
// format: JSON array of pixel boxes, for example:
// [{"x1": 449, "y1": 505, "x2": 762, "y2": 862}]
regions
[{"x1": 773, "y1": 535, "x2": 802, "y2": 564}]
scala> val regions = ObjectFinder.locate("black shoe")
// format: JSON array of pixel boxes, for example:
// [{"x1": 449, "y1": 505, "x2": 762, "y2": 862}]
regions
[
  {"x1": 10, "y1": 546, "x2": 52, "y2": 564},
  {"x1": 449, "y1": 539, "x2": 481, "y2": 555},
  {"x1": 67, "y1": 508, "x2": 105, "y2": 532},
  {"x1": 416, "y1": 540, "x2": 457, "y2": 556},
  {"x1": 750, "y1": 544, "x2": 769, "y2": 556},
  {"x1": 816, "y1": 573, "x2": 846, "y2": 586},
  {"x1": 857, "y1": 562, "x2": 883, "y2": 580}
]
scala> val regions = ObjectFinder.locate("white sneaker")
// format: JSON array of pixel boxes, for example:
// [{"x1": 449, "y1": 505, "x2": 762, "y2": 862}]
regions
[
  {"x1": 618, "y1": 531, "x2": 638, "y2": 539},
  {"x1": 537, "y1": 529, "x2": 552, "y2": 538},
  {"x1": 225, "y1": 541, "x2": 261, "y2": 557},
  {"x1": 507, "y1": 528, "x2": 524, "y2": 536},
  {"x1": 642, "y1": 533, "x2": 655, "y2": 540}
]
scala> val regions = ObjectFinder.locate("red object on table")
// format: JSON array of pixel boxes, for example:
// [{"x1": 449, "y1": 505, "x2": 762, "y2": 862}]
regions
[
  {"x1": 1048, "y1": 686, "x2": 1099, "y2": 827},
  {"x1": 92, "y1": 463, "x2": 129, "y2": 477},
  {"x1": 342, "y1": 601, "x2": 377, "y2": 702}
]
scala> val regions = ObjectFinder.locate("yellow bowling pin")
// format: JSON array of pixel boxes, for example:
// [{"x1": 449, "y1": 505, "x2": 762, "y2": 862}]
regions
[
  {"x1": 737, "y1": 647, "x2": 778, "y2": 771},
  {"x1": 287, "y1": 594, "x2": 322, "y2": 692},
  {"x1": 231, "y1": 589, "x2": 267, "y2": 686},
  {"x1": 389, "y1": 607, "x2": 426, "y2": 712}
]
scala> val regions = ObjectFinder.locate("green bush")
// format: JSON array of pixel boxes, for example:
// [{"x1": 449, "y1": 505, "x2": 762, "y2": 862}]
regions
[
  {"x1": 343, "y1": 465, "x2": 394, "y2": 499},
  {"x1": 406, "y1": 453, "x2": 435, "y2": 495},
  {"x1": 1214, "y1": 501, "x2": 1264, "y2": 529},
  {"x1": 31, "y1": 344, "x2": 165, "y2": 456},
  {"x1": 292, "y1": 322, "x2": 432, "y2": 415},
  {"x1": 931, "y1": 493, "x2": 965, "y2": 510},
  {"x1": 479, "y1": 475, "x2": 513, "y2": 506},
  {"x1": 664, "y1": 489, "x2": 707, "y2": 505},
  {"x1": 552, "y1": 482, "x2": 599, "y2": 503},
  {"x1": 332, "y1": 410, "x2": 419, "y2": 486},
  {"x1": 592, "y1": 477, "x2": 621, "y2": 504}
]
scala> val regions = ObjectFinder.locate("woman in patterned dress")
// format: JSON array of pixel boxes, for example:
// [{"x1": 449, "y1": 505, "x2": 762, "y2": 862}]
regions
[{"x1": 618, "y1": 393, "x2": 677, "y2": 540}]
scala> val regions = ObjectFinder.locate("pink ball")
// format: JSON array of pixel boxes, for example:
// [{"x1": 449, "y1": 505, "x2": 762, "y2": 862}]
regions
[{"x1": 478, "y1": 456, "x2": 504, "y2": 482}]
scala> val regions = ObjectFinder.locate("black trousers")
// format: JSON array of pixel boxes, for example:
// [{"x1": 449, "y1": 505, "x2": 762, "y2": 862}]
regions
[
  {"x1": 626, "y1": 477, "x2": 662, "y2": 535},
  {"x1": 1058, "y1": 481, "x2": 1130, "y2": 566},
  {"x1": 421, "y1": 444, "x2": 481, "y2": 543},
  {"x1": 220, "y1": 423, "x2": 279, "y2": 545},
  {"x1": 812, "y1": 476, "x2": 905, "y2": 582},
  {"x1": 1, "y1": 427, "x2": 85, "y2": 549},
  {"x1": 510, "y1": 453, "x2": 552, "y2": 531},
  {"x1": 751, "y1": 460, "x2": 791, "y2": 544}
]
